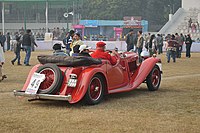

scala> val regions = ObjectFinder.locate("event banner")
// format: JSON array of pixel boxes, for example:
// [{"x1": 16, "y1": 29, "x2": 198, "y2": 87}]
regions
[{"x1": 123, "y1": 16, "x2": 142, "y2": 29}]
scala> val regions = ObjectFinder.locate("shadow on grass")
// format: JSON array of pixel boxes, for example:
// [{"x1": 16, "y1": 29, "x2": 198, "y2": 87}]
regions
[
  {"x1": 10, "y1": 87, "x2": 182, "y2": 109},
  {"x1": 104, "y1": 87, "x2": 182, "y2": 99}
]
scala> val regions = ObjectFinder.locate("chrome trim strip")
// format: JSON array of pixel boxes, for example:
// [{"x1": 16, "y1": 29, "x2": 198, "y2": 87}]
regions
[
  {"x1": 13, "y1": 90, "x2": 72, "y2": 101},
  {"x1": 156, "y1": 63, "x2": 162, "y2": 72}
]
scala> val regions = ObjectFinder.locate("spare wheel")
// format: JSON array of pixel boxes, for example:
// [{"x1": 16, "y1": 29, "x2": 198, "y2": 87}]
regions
[{"x1": 35, "y1": 63, "x2": 63, "y2": 94}]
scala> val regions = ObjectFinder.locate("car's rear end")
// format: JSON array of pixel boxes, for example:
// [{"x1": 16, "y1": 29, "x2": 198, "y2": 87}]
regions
[{"x1": 14, "y1": 55, "x2": 103, "y2": 104}]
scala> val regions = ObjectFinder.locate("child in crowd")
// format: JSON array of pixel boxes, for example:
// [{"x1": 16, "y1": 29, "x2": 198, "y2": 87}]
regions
[{"x1": 11, "y1": 37, "x2": 22, "y2": 65}]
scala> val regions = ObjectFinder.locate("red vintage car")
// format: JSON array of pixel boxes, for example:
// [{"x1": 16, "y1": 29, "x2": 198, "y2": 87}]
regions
[{"x1": 14, "y1": 51, "x2": 162, "y2": 105}]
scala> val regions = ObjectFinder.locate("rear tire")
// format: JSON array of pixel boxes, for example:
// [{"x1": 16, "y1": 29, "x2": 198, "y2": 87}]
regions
[
  {"x1": 146, "y1": 65, "x2": 161, "y2": 91},
  {"x1": 36, "y1": 64, "x2": 63, "y2": 94},
  {"x1": 83, "y1": 74, "x2": 105, "y2": 105}
]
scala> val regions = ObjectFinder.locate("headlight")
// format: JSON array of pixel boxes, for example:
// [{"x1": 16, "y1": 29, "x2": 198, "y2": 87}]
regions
[{"x1": 153, "y1": 54, "x2": 157, "y2": 58}]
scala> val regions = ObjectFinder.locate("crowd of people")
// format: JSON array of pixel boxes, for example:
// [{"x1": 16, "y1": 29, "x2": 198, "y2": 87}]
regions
[
  {"x1": 1, "y1": 27, "x2": 67, "y2": 44},
  {"x1": 0, "y1": 29, "x2": 39, "y2": 81},
  {"x1": 0, "y1": 27, "x2": 195, "y2": 82},
  {"x1": 60, "y1": 30, "x2": 118, "y2": 63},
  {"x1": 125, "y1": 30, "x2": 193, "y2": 63}
]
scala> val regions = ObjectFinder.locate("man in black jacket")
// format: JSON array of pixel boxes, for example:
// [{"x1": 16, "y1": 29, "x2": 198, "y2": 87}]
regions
[
  {"x1": 185, "y1": 34, "x2": 193, "y2": 58},
  {"x1": 63, "y1": 30, "x2": 75, "y2": 55},
  {"x1": 126, "y1": 29, "x2": 134, "y2": 51},
  {"x1": 22, "y1": 29, "x2": 32, "y2": 66}
]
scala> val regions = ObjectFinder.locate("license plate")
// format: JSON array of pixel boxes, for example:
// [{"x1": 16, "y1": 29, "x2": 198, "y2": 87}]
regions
[
  {"x1": 25, "y1": 72, "x2": 46, "y2": 94},
  {"x1": 67, "y1": 79, "x2": 77, "y2": 87}
]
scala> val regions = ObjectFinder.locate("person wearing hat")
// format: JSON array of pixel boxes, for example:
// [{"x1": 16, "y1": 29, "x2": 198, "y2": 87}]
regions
[
  {"x1": 52, "y1": 43, "x2": 68, "y2": 56},
  {"x1": 91, "y1": 42, "x2": 118, "y2": 65},
  {"x1": 78, "y1": 45, "x2": 91, "y2": 57}
]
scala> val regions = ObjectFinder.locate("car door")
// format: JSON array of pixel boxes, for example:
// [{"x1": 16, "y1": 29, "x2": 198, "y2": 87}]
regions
[{"x1": 106, "y1": 59, "x2": 129, "y2": 90}]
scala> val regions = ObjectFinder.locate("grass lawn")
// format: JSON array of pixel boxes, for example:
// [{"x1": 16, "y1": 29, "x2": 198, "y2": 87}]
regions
[{"x1": 0, "y1": 51, "x2": 199, "y2": 133}]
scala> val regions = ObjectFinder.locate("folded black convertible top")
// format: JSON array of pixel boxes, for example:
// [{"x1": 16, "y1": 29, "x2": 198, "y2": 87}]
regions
[{"x1": 37, "y1": 55, "x2": 102, "y2": 67}]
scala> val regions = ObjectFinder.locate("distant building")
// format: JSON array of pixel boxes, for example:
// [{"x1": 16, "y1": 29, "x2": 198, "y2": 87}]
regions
[
  {"x1": 0, "y1": 0, "x2": 81, "y2": 33},
  {"x1": 182, "y1": 0, "x2": 200, "y2": 10},
  {"x1": 159, "y1": 0, "x2": 200, "y2": 39},
  {"x1": 78, "y1": 19, "x2": 148, "y2": 40}
]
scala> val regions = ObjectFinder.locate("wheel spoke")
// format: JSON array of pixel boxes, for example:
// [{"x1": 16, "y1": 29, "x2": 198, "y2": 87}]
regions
[
  {"x1": 152, "y1": 69, "x2": 160, "y2": 87},
  {"x1": 39, "y1": 68, "x2": 55, "y2": 90},
  {"x1": 89, "y1": 78, "x2": 102, "y2": 100}
]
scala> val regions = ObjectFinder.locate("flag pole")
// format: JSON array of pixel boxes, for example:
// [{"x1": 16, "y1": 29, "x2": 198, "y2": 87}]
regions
[
  {"x1": 45, "y1": 0, "x2": 48, "y2": 33},
  {"x1": 2, "y1": 2, "x2": 5, "y2": 35}
]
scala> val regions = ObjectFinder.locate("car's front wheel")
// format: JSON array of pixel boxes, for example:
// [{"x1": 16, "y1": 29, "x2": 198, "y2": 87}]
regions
[
  {"x1": 83, "y1": 74, "x2": 105, "y2": 105},
  {"x1": 146, "y1": 65, "x2": 161, "y2": 91}
]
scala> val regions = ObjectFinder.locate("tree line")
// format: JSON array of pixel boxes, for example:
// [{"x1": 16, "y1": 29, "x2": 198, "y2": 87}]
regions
[{"x1": 78, "y1": 0, "x2": 181, "y2": 31}]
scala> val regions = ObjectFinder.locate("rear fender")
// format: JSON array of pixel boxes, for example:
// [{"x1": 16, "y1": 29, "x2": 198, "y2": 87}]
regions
[
  {"x1": 69, "y1": 67, "x2": 107, "y2": 104},
  {"x1": 21, "y1": 64, "x2": 42, "y2": 91},
  {"x1": 130, "y1": 57, "x2": 161, "y2": 88}
]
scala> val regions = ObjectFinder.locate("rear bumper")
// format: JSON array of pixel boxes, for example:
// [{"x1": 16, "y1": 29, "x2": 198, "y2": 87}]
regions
[{"x1": 13, "y1": 90, "x2": 72, "y2": 101}]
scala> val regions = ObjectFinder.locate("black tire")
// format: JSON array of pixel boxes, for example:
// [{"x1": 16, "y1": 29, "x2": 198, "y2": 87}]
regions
[
  {"x1": 35, "y1": 63, "x2": 63, "y2": 94},
  {"x1": 146, "y1": 65, "x2": 161, "y2": 91},
  {"x1": 83, "y1": 74, "x2": 105, "y2": 105}
]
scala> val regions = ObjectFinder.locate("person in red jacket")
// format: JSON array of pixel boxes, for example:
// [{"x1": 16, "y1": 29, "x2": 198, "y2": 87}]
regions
[{"x1": 91, "y1": 42, "x2": 118, "y2": 65}]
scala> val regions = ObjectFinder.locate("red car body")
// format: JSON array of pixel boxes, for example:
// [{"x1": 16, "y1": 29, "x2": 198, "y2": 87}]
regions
[{"x1": 14, "y1": 52, "x2": 162, "y2": 105}]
